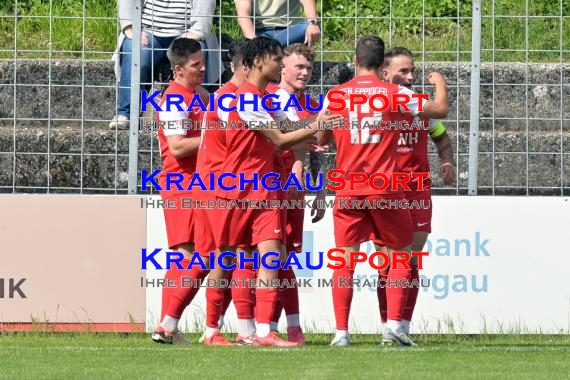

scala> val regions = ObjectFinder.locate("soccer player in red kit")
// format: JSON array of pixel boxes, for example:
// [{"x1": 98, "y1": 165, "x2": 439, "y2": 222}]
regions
[
  {"x1": 213, "y1": 37, "x2": 341, "y2": 347},
  {"x1": 194, "y1": 40, "x2": 249, "y2": 346},
  {"x1": 266, "y1": 43, "x2": 327, "y2": 344},
  {"x1": 317, "y1": 36, "x2": 449, "y2": 346},
  {"x1": 377, "y1": 47, "x2": 456, "y2": 341},
  {"x1": 150, "y1": 38, "x2": 208, "y2": 345}
]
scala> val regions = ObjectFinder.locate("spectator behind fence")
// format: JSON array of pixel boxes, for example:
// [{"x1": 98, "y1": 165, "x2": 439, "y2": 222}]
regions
[
  {"x1": 235, "y1": 0, "x2": 320, "y2": 47},
  {"x1": 111, "y1": 0, "x2": 220, "y2": 129}
]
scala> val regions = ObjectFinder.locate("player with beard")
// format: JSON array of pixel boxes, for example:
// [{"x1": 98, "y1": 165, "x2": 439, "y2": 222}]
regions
[
  {"x1": 318, "y1": 36, "x2": 449, "y2": 347},
  {"x1": 377, "y1": 47, "x2": 455, "y2": 343}
]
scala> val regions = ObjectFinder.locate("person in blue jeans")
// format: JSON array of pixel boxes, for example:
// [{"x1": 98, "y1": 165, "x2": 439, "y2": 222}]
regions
[
  {"x1": 111, "y1": 0, "x2": 218, "y2": 129},
  {"x1": 235, "y1": 0, "x2": 321, "y2": 47}
]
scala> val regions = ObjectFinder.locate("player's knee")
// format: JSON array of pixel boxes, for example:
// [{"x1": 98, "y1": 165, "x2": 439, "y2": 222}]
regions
[{"x1": 176, "y1": 243, "x2": 196, "y2": 260}]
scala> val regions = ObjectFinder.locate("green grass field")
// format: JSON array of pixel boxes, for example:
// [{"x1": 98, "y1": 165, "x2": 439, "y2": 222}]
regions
[{"x1": 1, "y1": 333, "x2": 569, "y2": 379}]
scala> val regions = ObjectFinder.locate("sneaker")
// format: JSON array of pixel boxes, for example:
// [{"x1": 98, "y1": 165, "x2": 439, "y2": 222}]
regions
[
  {"x1": 382, "y1": 326, "x2": 416, "y2": 347},
  {"x1": 253, "y1": 331, "x2": 299, "y2": 347},
  {"x1": 203, "y1": 330, "x2": 233, "y2": 346},
  {"x1": 151, "y1": 326, "x2": 189, "y2": 345},
  {"x1": 235, "y1": 335, "x2": 255, "y2": 346},
  {"x1": 109, "y1": 115, "x2": 129, "y2": 130},
  {"x1": 329, "y1": 334, "x2": 350, "y2": 347},
  {"x1": 287, "y1": 326, "x2": 306, "y2": 345}
]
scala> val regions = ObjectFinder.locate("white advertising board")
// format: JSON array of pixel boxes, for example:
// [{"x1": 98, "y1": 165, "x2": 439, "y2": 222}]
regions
[{"x1": 146, "y1": 196, "x2": 570, "y2": 334}]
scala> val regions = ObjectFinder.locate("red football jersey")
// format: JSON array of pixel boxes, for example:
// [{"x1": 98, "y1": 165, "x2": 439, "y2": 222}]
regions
[
  {"x1": 396, "y1": 115, "x2": 435, "y2": 191},
  {"x1": 216, "y1": 81, "x2": 288, "y2": 200},
  {"x1": 267, "y1": 84, "x2": 319, "y2": 174},
  {"x1": 157, "y1": 80, "x2": 202, "y2": 195},
  {"x1": 324, "y1": 74, "x2": 425, "y2": 196},
  {"x1": 194, "y1": 81, "x2": 239, "y2": 199}
]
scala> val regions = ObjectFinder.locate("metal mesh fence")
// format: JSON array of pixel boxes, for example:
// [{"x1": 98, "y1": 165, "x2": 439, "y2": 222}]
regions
[{"x1": 0, "y1": 0, "x2": 568, "y2": 195}]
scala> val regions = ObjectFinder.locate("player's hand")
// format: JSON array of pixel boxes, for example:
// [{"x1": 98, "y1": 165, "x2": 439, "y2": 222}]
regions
[
  {"x1": 427, "y1": 72, "x2": 447, "y2": 86},
  {"x1": 182, "y1": 31, "x2": 202, "y2": 41},
  {"x1": 311, "y1": 190, "x2": 326, "y2": 223},
  {"x1": 439, "y1": 162, "x2": 456, "y2": 185},
  {"x1": 308, "y1": 143, "x2": 328, "y2": 153},
  {"x1": 304, "y1": 24, "x2": 321, "y2": 47},
  {"x1": 124, "y1": 26, "x2": 149, "y2": 45},
  {"x1": 289, "y1": 160, "x2": 305, "y2": 198},
  {"x1": 315, "y1": 112, "x2": 342, "y2": 130}
]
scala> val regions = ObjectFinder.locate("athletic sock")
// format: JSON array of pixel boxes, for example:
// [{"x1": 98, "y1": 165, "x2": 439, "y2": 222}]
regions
[
  {"x1": 221, "y1": 282, "x2": 233, "y2": 315},
  {"x1": 332, "y1": 267, "x2": 354, "y2": 330},
  {"x1": 160, "y1": 258, "x2": 190, "y2": 320},
  {"x1": 402, "y1": 267, "x2": 420, "y2": 321},
  {"x1": 205, "y1": 326, "x2": 219, "y2": 339},
  {"x1": 386, "y1": 265, "x2": 411, "y2": 322},
  {"x1": 286, "y1": 314, "x2": 300, "y2": 328},
  {"x1": 377, "y1": 271, "x2": 388, "y2": 324},
  {"x1": 232, "y1": 264, "x2": 256, "y2": 321},
  {"x1": 278, "y1": 267, "x2": 300, "y2": 315},
  {"x1": 255, "y1": 288, "x2": 279, "y2": 326},
  {"x1": 387, "y1": 319, "x2": 404, "y2": 333},
  {"x1": 160, "y1": 315, "x2": 179, "y2": 333},
  {"x1": 165, "y1": 264, "x2": 209, "y2": 319},
  {"x1": 237, "y1": 318, "x2": 256, "y2": 338},
  {"x1": 334, "y1": 329, "x2": 349, "y2": 340},
  {"x1": 256, "y1": 323, "x2": 271, "y2": 338},
  {"x1": 232, "y1": 263, "x2": 257, "y2": 336},
  {"x1": 205, "y1": 286, "x2": 225, "y2": 328},
  {"x1": 271, "y1": 300, "x2": 284, "y2": 326}
]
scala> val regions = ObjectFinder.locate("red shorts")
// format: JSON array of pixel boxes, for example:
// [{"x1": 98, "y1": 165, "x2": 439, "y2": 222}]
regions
[
  {"x1": 406, "y1": 188, "x2": 432, "y2": 233},
  {"x1": 213, "y1": 197, "x2": 284, "y2": 248},
  {"x1": 161, "y1": 192, "x2": 194, "y2": 249},
  {"x1": 193, "y1": 205, "x2": 217, "y2": 257},
  {"x1": 333, "y1": 193, "x2": 413, "y2": 248}
]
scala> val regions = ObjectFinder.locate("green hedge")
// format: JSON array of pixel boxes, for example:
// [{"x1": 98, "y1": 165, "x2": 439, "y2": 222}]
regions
[{"x1": 1, "y1": 0, "x2": 570, "y2": 61}]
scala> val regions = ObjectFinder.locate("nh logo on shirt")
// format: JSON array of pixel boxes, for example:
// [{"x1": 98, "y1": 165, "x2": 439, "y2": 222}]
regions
[{"x1": 398, "y1": 132, "x2": 419, "y2": 145}]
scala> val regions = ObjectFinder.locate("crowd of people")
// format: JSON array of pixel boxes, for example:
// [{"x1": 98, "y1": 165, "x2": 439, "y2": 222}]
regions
[{"x1": 113, "y1": 0, "x2": 457, "y2": 347}]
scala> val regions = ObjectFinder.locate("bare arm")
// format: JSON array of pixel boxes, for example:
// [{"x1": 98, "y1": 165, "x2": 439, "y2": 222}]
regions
[
  {"x1": 187, "y1": 0, "x2": 216, "y2": 40},
  {"x1": 430, "y1": 126, "x2": 456, "y2": 185},
  {"x1": 419, "y1": 72, "x2": 449, "y2": 119},
  {"x1": 299, "y1": 0, "x2": 321, "y2": 47},
  {"x1": 316, "y1": 129, "x2": 332, "y2": 146},
  {"x1": 166, "y1": 135, "x2": 201, "y2": 160},
  {"x1": 235, "y1": 0, "x2": 256, "y2": 39},
  {"x1": 432, "y1": 131, "x2": 454, "y2": 165}
]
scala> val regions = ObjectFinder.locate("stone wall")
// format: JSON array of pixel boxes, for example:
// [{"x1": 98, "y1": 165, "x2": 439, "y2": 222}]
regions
[{"x1": 0, "y1": 59, "x2": 569, "y2": 195}]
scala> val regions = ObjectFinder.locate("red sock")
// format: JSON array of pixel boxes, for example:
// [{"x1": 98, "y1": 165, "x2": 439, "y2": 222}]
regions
[
  {"x1": 272, "y1": 300, "x2": 283, "y2": 324},
  {"x1": 332, "y1": 267, "x2": 354, "y2": 330},
  {"x1": 222, "y1": 284, "x2": 233, "y2": 316},
  {"x1": 402, "y1": 267, "x2": 419, "y2": 321},
  {"x1": 377, "y1": 271, "x2": 388, "y2": 324},
  {"x1": 160, "y1": 259, "x2": 190, "y2": 320},
  {"x1": 386, "y1": 266, "x2": 411, "y2": 321},
  {"x1": 256, "y1": 288, "x2": 278, "y2": 324},
  {"x1": 231, "y1": 263, "x2": 256, "y2": 320},
  {"x1": 164, "y1": 264, "x2": 209, "y2": 319},
  {"x1": 278, "y1": 267, "x2": 299, "y2": 315},
  {"x1": 206, "y1": 286, "x2": 225, "y2": 328}
]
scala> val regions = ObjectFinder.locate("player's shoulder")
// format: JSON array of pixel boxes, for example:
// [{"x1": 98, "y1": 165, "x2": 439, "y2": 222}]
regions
[
  {"x1": 217, "y1": 81, "x2": 239, "y2": 96},
  {"x1": 266, "y1": 83, "x2": 281, "y2": 94}
]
